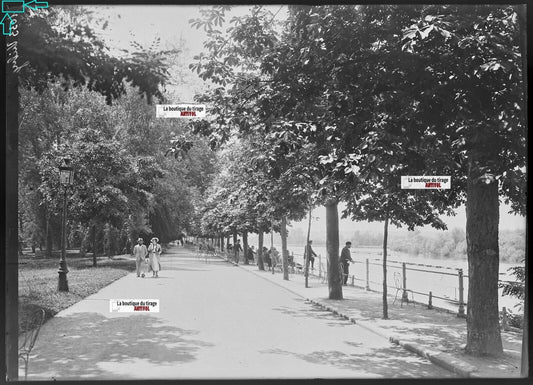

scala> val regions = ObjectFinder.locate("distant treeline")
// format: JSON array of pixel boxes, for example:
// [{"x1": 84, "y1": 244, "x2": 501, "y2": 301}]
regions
[
  {"x1": 375, "y1": 228, "x2": 524, "y2": 263},
  {"x1": 287, "y1": 227, "x2": 525, "y2": 263}
]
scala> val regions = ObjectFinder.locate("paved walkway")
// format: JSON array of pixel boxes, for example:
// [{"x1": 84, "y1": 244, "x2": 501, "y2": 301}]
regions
[
  {"x1": 230, "y1": 252, "x2": 523, "y2": 378},
  {"x1": 23, "y1": 246, "x2": 522, "y2": 379}
]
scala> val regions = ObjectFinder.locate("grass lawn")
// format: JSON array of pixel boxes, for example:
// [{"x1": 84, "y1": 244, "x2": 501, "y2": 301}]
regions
[{"x1": 18, "y1": 253, "x2": 136, "y2": 335}]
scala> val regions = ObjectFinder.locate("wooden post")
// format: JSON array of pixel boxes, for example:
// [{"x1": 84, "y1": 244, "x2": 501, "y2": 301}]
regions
[
  {"x1": 402, "y1": 262, "x2": 409, "y2": 303},
  {"x1": 351, "y1": 275, "x2": 354, "y2": 286},
  {"x1": 318, "y1": 254, "x2": 322, "y2": 278},
  {"x1": 458, "y1": 268, "x2": 466, "y2": 318},
  {"x1": 428, "y1": 291, "x2": 433, "y2": 309},
  {"x1": 366, "y1": 258, "x2": 370, "y2": 290}
]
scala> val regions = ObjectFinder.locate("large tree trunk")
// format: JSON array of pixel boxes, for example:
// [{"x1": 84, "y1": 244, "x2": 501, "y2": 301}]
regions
[
  {"x1": 257, "y1": 231, "x2": 265, "y2": 270},
  {"x1": 6, "y1": 42, "x2": 19, "y2": 380},
  {"x1": 465, "y1": 146, "x2": 503, "y2": 356},
  {"x1": 326, "y1": 200, "x2": 342, "y2": 300},
  {"x1": 382, "y1": 212, "x2": 389, "y2": 320},
  {"x1": 243, "y1": 231, "x2": 249, "y2": 265},
  {"x1": 281, "y1": 215, "x2": 289, "y2": 280}
]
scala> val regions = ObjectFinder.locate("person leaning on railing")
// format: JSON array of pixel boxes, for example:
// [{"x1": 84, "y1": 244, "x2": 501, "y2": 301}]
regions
[
  {"x1": 340, "y1": 241, "x2": 354, "y2": 285},
  {"x1": 304, "y1": 240, "x2": 317, "y2": 270}
]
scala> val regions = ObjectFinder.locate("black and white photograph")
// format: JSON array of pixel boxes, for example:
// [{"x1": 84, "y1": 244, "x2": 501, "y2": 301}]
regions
[{"x1": 4, "y1": 2, "x2": 528, "y2": 381}]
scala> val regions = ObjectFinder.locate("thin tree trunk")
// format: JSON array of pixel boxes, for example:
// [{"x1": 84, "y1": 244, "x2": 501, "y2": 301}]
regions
[
  {"x1": 270, "y1": 220, "x2": 274, "y2": 274},
  {"x1": 45, "y1": 214, "x2": 52, "y2": 258},
  {"x1": 465, "y1": 143, "x2": 503, "y2": 356},
  {"x1": 233, "y1": 231, "x2": 238, "y2": 263},
  {"x1": 326, "y1": 200, "x2": 342, "y2": 299},
  {"x1": 19, "y1": 213, "x2": 24, "y2": 256},
  {"x1": 105, "y1": 223, "x2": 111, "y2": 258},
  {"x1": 382, "y1": 212, "x2": 389, "y2": 320},
  {"x1": 92, "y1": 223, "x2": 98, "y2": 267},
  {"x1": 281, "y1": 215, "x2": 289, "y2": 280},
  {"x1": 257, "y1": 231, "x2": 265, "y2": 270},
  {"x1": 243, "y1": 231, "x2": 249, "y2": 265},
  {"x1": 305, "y1": 206, "x2": 312, "y2": 288},
  {"x1": 79, "y1": 226, "x2": 89, "y2": 258}
]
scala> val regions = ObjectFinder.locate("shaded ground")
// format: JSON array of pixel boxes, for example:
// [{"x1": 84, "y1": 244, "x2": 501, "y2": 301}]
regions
[
  {"x1": 23, "y1": 246, "x2": 453, "y2": 380},
  {"x1": 236, "y1": 257, "x2": 523, "y2": 378}
]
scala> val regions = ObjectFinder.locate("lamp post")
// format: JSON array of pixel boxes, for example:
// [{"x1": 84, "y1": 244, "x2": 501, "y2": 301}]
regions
[{"x1": 58, "y1": 158, "x2": 74, "y2": 292}]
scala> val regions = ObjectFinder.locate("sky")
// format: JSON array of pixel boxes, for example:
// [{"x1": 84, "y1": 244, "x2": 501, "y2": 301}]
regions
[{"x1": 83, "y1": 4, "x2": 526, "y2": 234}]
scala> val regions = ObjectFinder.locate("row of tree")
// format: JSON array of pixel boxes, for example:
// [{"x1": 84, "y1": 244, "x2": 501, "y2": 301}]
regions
[
  {"x1": 177, "y1": 4, "x2": 526, "y2": 358},
  {"x1": 7, "y1": 8, "x2": 214, "y2": 379}
]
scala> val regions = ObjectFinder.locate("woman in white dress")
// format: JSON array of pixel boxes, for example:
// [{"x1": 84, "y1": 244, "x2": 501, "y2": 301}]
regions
[{"x1": 148, "y1": 237, "x2": 162, "y2": 277}]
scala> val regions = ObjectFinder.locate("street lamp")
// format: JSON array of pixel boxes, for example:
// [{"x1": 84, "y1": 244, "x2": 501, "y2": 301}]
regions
[{"x1": 58, "y1": 158, "x2": 74, "y2": 292}]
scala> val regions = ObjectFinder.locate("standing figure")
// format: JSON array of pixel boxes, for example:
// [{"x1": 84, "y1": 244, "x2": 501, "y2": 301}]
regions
[
  {"x1": 234, "y1": 239, "x2": 243, "y2": 264},
  {"x1": 340, "y1": 241, "x2": 354, "y2": 285},
  {"x1": 148, "y1": 237, "x2": 162, "y2": 278},
  {"x1": 262, "y1": 246, "x2": 271, "y2": 270},
  {"x1": 248, "y1": 245, "x2": 256, "y2": 262},
  {"x1": 304, "y1": 240, "x2": 317, "y2": 270},
  {"x1": 270, "y1": 247, "x2": 280, "y2": 274},
  {"x1": 133, "y1": 237, "x2": 148, "y2": 278}
]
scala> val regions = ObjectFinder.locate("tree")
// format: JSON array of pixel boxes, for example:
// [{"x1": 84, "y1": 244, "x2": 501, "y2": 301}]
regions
[
  {"x1": 264, "y1": 3, "x2": 525, "y2": 352},
  {"x1": 6, "y1": 7, "x2": 172, "y2": 378},
  {"x1": 187, "y1": 5, "x2": 316, "y2": 278},
  {"x1": 402, "y1": 4, "x2": 526, "y2": 356}
]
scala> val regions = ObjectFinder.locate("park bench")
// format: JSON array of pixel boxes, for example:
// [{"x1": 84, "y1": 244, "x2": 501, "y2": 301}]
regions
[{"x1": 19, "y1": 308, "x2": 46, "y2": 380}]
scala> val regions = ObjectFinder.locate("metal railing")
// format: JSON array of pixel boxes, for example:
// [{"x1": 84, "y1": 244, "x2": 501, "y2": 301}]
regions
[
  {"x1": 196, "y1": 245, "x2": 521, "y2": 327},
  {"x1": 286, "y1": 252, "x2": 470, "y2": 318}
]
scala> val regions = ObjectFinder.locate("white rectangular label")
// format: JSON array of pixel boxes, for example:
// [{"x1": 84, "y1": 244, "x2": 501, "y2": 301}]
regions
[
  {"x1": 401, "y1": 176, "x2": 451, "y2": 189},
  {"x1": 110, "y1": 299, "x2": 160, "y2": 312},
  {"x1": 156, "y1": 104, "x2": 206, "y2": 118}
]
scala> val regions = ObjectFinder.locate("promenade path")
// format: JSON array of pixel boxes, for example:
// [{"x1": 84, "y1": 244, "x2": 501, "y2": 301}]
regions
[
  {"x1": 236, "y1": 253, "x2": 523, "y2": 378},
  {"x1": 24, "y1": 246, "x2": 455, "y2": 380}
]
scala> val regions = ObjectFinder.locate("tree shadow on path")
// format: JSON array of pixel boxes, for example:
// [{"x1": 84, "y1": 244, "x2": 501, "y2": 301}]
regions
[
  {"x1": 260, "y1": 346, "x2": 455, "y2": 378},
  {"x1": 27, "y1": 312, "x2": 214, "y2": 380}
]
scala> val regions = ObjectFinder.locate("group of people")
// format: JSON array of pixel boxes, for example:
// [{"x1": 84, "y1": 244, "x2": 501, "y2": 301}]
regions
[
  {"x1": 133, "y1": 237, "x2": 162, "y2": 278},
  {"x1": 132, "y1": 235, "x2": 355, "y2": 283},
  {"x1": 304, "y1": 239, "x2": 355, "y2": 284},
  {"x1": 205, "y1": 237, "x2": 356, "y2": 284}
]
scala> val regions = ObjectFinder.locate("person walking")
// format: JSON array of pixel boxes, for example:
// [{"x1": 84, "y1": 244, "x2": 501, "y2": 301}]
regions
[
  {"x1": 234, "y1": 239, "x2": 243, "y2": 264},
  {"x1": 248, "y1": 245, "x2": 256, "y2": 263},
  {"x1": 148, "y1": 237, "x2": 162, "y2": 278},
  {"x1": 270, "y1": 247, "x2": 280, "y2": 274},
  {"x1": 133, "y1": 237, "x2": 148, "y2": 278},
  {"x1": 263, "y1": 246, "x2": 271, "y2": 270},
  {"x1": 304, "y1": 240, "x2": 317, "y2": 270},
  {"x1": 340, "y1": 241, "x2": 354, "y2": 285}
]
